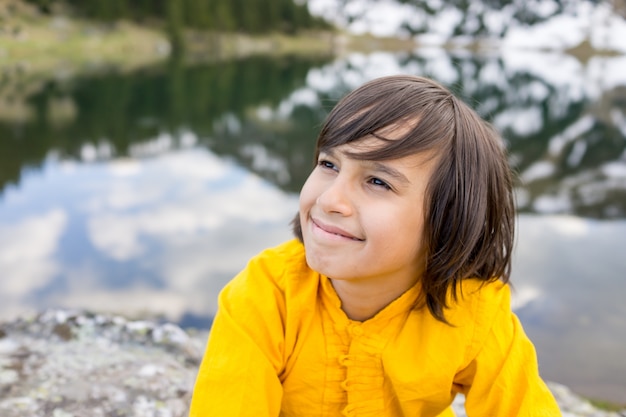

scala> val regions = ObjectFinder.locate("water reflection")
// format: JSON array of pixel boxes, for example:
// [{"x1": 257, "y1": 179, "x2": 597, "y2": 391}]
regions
[
  {"x1": 513, "y1": 215, "x2": 626, "y2": 402},
  {"x1": 0, "y1": 145, "x2": 298, "y2": 327},
  {"x1": 2, "y1": 51, "x2": 625, "y2": 217},
  {"x1": 0, "y1": 54, "x2": 327, "y2": 195},
  {"x1": 0, "y1": 50, "x2": 625, "y2": 402}
]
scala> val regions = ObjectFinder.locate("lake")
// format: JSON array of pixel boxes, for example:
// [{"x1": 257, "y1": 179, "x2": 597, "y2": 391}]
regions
[{"x1": 1, "y1": 50, "x2": 625, "y2": 404}]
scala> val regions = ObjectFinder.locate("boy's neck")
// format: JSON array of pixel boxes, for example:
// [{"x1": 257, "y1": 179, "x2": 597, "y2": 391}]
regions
[{"x1": 330, "y1": 276, "x2": 418, "y2": 322}]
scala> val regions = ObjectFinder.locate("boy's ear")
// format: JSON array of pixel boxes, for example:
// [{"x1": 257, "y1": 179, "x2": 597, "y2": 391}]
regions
[{"x1": 291, "y1": 212, "x2": 303, "y2": 242}]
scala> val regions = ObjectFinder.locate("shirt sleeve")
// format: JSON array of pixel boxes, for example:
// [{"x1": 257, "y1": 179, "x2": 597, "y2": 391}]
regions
[
  {"x1": 454, "y1": 283, "x2": 562, "y2": 416},
  {"x1": 189, "y1": 252, "x2": 287, "y2": 417}
]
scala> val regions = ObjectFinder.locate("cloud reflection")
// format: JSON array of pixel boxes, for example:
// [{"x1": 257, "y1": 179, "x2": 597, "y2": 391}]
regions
[
  {"x1": 0, "y1": 209, "x2": 67, "y2": 317},
  {"x1": 513, "y1": 214, "x2": 626, "y2": 400},
  {"x1": 80, "y1": 145, "x2": 299, "y2": 319},
  {"x1": 86, "y1": 148, "x2": 297, "y2": 261},
  {"x1": 0, "y1": 142, "x2": 299, "y2": 324}
]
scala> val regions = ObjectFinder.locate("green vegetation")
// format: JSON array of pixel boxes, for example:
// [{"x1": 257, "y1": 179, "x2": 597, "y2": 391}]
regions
[
  {"x1": 22, "y1": 0, "x2": 330, "y2": 54},
  {"x1": 62, "y1": 0, "x2": 328, "y2": 33},
  {"x1": 0, "y1": 54, "x2": 329, "y2": 194},
  {"x1": 0, "y1": 0, "x2": 345, "y2": 78},
  {"x1": 588, "y1": 398, "x2": 626, "y2": 412}
]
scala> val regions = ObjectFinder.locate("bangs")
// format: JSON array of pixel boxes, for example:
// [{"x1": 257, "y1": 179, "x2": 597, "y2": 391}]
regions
[{"x1": 316, "y1": 78, "x2": 456, "y2": 162}]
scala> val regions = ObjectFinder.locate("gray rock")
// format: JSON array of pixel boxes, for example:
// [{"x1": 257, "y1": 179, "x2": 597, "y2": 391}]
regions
[
  {"x1": 0, "y1": 309, "x2": 624, "y2": 417},
  {"x1": 0, "y1": 310, "x2": 206, "y2": 417}
]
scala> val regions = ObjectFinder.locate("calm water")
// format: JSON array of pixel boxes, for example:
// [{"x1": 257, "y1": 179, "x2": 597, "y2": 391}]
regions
[{"x1": 1, "y1": 51, "x2": 625, "y2": 403}]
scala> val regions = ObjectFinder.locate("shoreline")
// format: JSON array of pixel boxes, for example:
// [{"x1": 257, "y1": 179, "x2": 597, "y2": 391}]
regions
[
  {"x1": 1, "y1": 0, "x2": 621, "y2": 84},
  {"x1": 1, "y1": 309, "x2": 624, "y2": 416}
]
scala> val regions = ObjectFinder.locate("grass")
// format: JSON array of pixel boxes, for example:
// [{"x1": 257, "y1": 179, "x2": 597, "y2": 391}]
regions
[
  {"x1": 588, "y1": 398, "x2": 626, "y2": 412},
  {"x1": 0, "y1": 11, "x2": 170, "y2": 76},
  {"x1": 182, "y1": 29, "x2": 338, "y2": 62},
  {"x1": 0, "y1": 0, "x2": 423, "y2": 77}
]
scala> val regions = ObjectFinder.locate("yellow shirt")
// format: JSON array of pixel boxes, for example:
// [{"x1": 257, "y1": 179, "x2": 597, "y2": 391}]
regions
[{"x1": 190, "y1": 239, "x2": 561, "y2": 416}]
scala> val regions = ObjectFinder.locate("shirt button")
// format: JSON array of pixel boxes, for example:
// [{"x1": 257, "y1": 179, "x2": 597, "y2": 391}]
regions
[{"x1": 351, "y1": 324, "x2": 364, "y2": 336}]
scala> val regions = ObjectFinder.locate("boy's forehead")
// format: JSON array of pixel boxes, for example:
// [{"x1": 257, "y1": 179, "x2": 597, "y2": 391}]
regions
[
  {"x1": 323, "y1": 136, "x2": 433, "y2": 158},
  {"x1": 320, "y1": 133, "x2": 441, "y2": 168},
  {"x1": 326, "y1": 119, "x2": 417, "y2": 152},
  {"x1": 321, "y1": 136, "x2": 388, "y2": 154},
  {"x1": 374, "y1": 118, "x2": 421, "y2": 139},
  {"x1": 321, "y1": 117, "x2": 421, "y2": 151},
  {"x1": 321, "y1": 141, "x2": 440, "y2": 181}
]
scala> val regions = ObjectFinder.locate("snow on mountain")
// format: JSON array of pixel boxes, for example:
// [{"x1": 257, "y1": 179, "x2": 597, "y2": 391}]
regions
[{"x1": 307, "y1": 0, "x2": 626, "y2": 53}]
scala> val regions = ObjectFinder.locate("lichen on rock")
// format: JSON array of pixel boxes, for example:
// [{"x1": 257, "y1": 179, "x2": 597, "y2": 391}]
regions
[
  {"x1": 0, "y1": 309, "x2": 206, "y2": 417},
  {"x1": 1, "y1": 309, "x2": 624, "y2": 417}
]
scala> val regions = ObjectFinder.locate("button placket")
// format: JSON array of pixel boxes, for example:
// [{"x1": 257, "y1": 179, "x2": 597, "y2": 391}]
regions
[{"x1": 348, "y1": 322, "x2": 364, "y2": 338}]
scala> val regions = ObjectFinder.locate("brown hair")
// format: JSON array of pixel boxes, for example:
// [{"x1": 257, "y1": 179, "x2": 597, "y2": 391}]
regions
[{"x1": 292, "y1": 75, "x2": 515, "y2": 323}]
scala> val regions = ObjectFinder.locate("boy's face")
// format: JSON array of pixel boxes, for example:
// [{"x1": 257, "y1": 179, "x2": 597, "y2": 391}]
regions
[{"x1": 299, "y1": 136, "x2": 438, "y2": 293}]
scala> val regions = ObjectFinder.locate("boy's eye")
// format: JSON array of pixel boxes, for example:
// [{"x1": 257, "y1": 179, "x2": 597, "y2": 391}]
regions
[
  {"x1": 368, "y1": 177, "x2": 392, "y2": 190},
  {"x1": 318, "y1": 160, "x2": 337, "y2": 170}
]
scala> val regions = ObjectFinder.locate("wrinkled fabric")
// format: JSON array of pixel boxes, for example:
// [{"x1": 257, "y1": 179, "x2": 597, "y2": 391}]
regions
[{"x1": 190, "y1": 239, "x2": 561, "y2": 417}]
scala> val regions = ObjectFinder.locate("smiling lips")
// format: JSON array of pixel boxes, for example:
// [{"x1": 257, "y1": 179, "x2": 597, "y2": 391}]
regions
[{"x1": 311, "y1": 217, "x2": 364, "y2": 241}]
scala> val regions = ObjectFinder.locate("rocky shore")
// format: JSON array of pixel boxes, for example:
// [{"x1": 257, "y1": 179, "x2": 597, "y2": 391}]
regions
[{"x1": 0, "y1": 310, "x2": 623, "y2": 417}]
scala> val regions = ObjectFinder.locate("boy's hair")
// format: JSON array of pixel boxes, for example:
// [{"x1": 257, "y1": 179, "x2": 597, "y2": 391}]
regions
[{"x1": 292, "y1": 75, "x2": 515, "y2": 323}]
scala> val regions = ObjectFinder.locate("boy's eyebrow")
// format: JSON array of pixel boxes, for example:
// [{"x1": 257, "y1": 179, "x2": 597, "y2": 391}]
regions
[
  {"x1": 364, "y1": 161, "x2": 411, "y2": 185},
  {"x1": 321, "y1": 148, "x2": 411, "y2": 185}
]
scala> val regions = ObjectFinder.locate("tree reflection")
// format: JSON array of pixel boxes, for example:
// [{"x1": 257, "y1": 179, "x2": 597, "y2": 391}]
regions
[{"x1": 0, "y1": 51, "x2": 624, "y2": 218}]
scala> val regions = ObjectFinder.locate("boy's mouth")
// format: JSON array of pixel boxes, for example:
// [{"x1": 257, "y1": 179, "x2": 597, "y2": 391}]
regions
[{"x1": 311, "y1": 217, "x2": 364, "y2": 241}]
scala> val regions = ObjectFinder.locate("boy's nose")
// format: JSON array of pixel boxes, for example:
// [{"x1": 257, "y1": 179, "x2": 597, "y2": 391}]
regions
[{"x1": 316, "y1": 178, "x2": 354, "y2": 216}]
